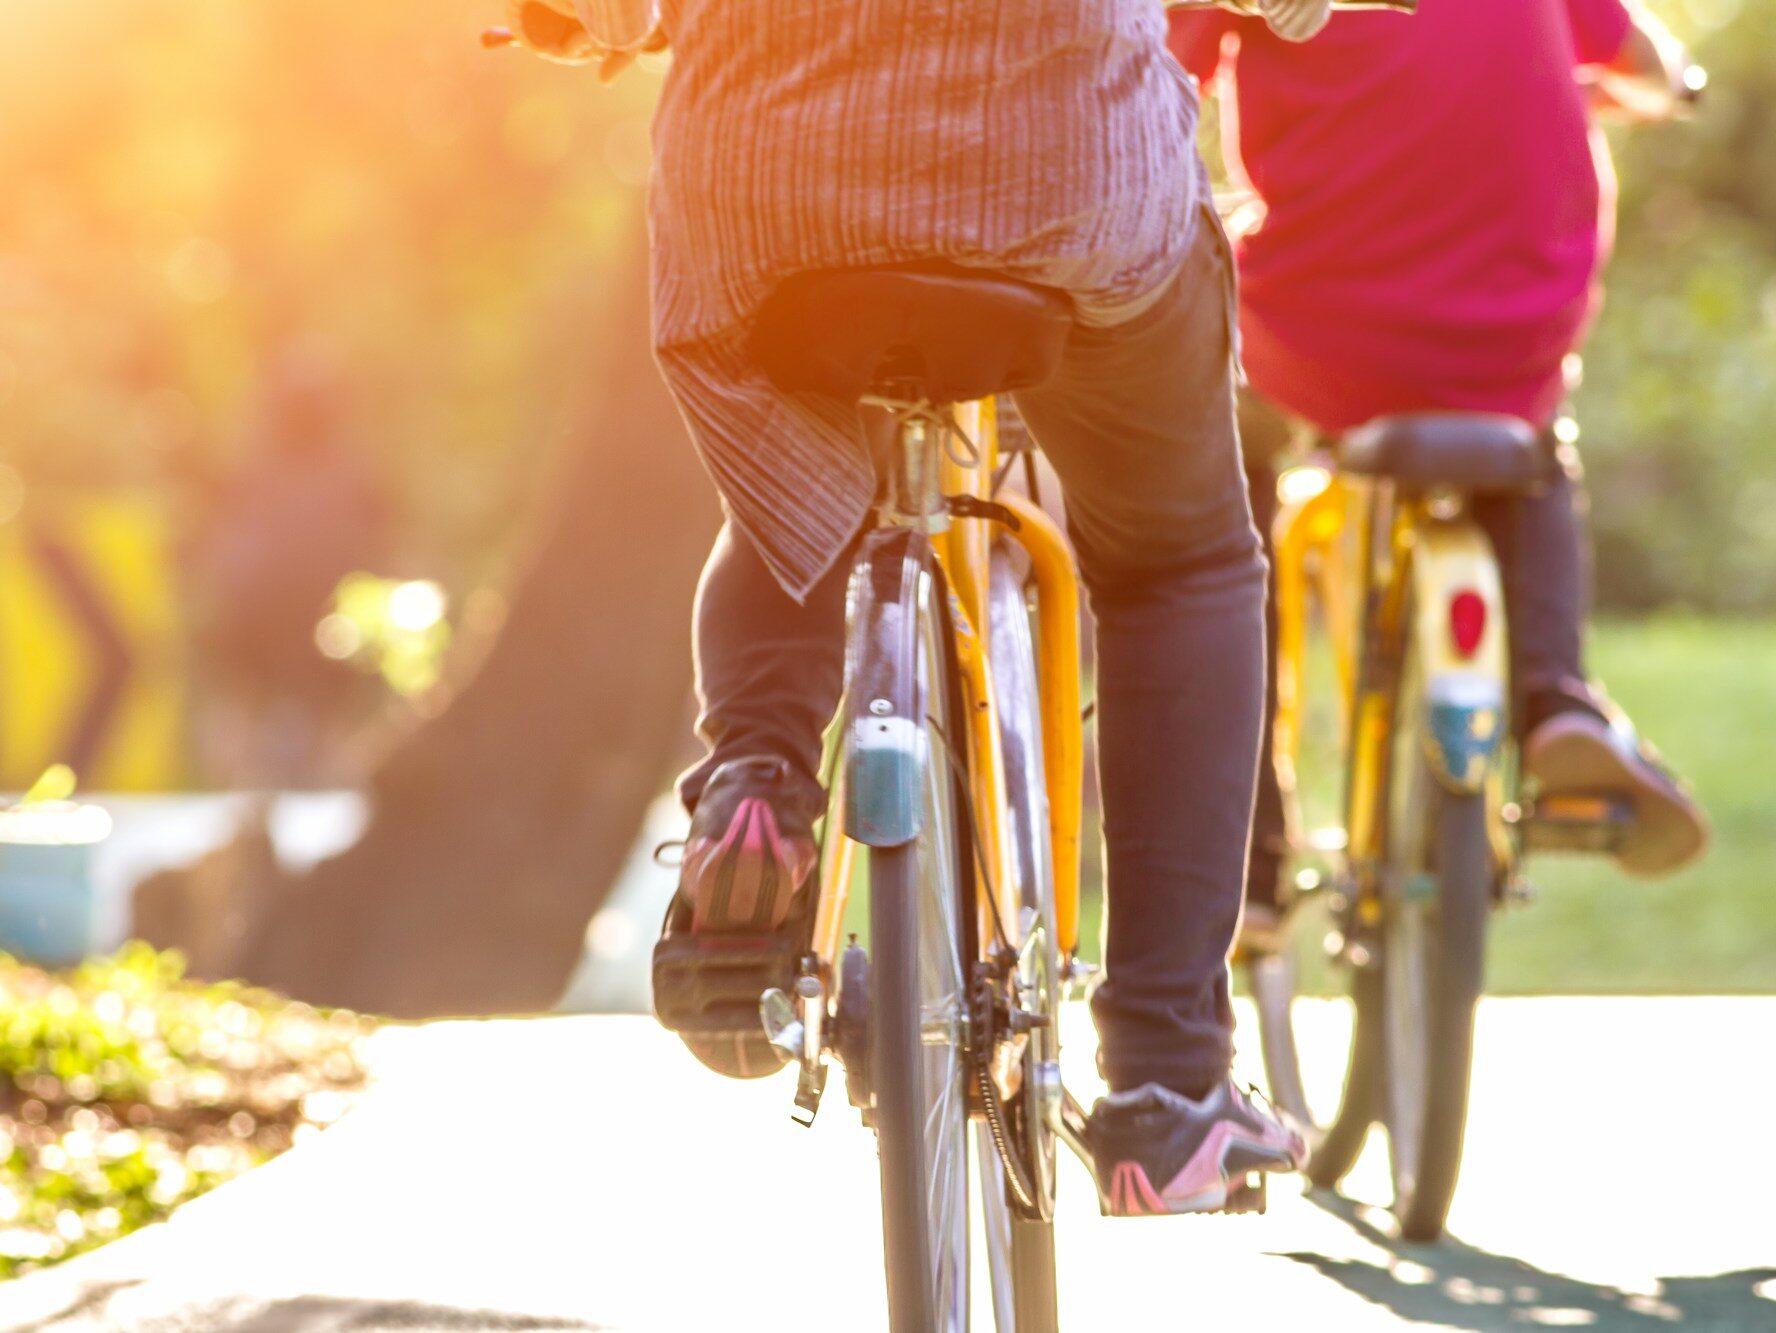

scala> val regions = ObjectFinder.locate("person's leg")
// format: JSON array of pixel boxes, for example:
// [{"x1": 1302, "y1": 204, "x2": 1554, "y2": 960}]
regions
[
  {"x1": 1478, "y1": 429, "x2": 1708, "y2": 875},
  {"x1": 1012, "y1": 217, "x2": 1264, "y2": 1101},
  {"x1": 679, "y1": 517, "x2": 846, "y2": 813},
  {"x1": 674, "y1": 518, "x2": 845, "y2": 932},
  {"x1": 656, "y1": 519, "x2": 847, "y2": 1077},
  {"x1": 1471, "y1": 432, "x2": 1599, "y2": 736}
]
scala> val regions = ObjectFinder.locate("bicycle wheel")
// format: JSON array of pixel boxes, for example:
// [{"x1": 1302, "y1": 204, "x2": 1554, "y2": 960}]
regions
[
  {"x1": 1247, "y1": 939, "x2": 1381, "y2": 1191},
  {"x1": 1245, "y1": 621, "x2": 1379, "y2": 1187},
  {"x1": 1375, "y1": 602, "x2": 1491, "y2": 1241},
  {"x1": 977, "y1": 550, "x2": 1059, "y2": 1333},
  {"x1": 871, "y1": 561, "x2": 973, "y2": 1333}
]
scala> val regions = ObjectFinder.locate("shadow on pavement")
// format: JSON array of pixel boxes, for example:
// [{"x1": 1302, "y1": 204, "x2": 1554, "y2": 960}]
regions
[
  {"x1": 7, "y1": 1288, "x2": 609, "y2": 1333},
  {"x1": 1286, "y1": 1191, "x2": 1776, "y2": 1330},
  {"x1": 6, "y1": 1282, "x2": 144, "y2": 1333}
]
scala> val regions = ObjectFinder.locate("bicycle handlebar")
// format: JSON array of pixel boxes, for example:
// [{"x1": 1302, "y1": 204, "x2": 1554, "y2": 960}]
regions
[
  {"x1": 1167, "y1": 0, "x2": 1419, "y2": 11},
  {"x1": 487, "y1": 0, "x2": 1423, "y2": 69}
]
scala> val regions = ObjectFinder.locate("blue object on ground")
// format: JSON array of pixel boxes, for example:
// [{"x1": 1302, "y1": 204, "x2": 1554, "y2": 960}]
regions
[
  {"x1": 0, "y1": 801, "x2": 109, "y2": 966},
  {"x1": 0, "y1": 842, "x2": 97, "y2": 965}
]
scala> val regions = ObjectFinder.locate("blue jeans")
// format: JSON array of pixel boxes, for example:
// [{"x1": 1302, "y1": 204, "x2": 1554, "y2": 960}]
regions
[{"x1": 683, "y1": 219, "x2": 1265, "y2": 1097}]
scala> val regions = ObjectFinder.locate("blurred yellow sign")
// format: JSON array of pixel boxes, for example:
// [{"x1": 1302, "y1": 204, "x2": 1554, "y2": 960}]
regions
[{"x1": 0, "y1": 496, "x2": 185, "y2": 791}]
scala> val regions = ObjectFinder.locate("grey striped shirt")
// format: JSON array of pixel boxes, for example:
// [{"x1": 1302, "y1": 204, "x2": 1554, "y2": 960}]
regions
[{"x1": 651, "y1": 0, "x2": 1205, "y2": 598}]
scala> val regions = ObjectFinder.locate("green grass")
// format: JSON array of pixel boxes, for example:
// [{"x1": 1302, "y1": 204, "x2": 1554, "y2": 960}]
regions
[
  {"x1": 0, "y1": 945, "x2": 368, "y2": 1277},
  {"x1": 1073, "y1": 617, "x2": 1776, "y2": 995}
]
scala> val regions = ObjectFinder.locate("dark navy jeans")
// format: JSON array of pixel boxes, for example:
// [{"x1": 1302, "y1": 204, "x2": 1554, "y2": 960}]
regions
[{"x1": 684, "y1": 218, "x2": 1265, "y2": 1097}]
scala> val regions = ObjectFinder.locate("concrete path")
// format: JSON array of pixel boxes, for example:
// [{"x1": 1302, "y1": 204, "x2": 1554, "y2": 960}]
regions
[{"x1": 2, "y1": 999, "x2": 1773, "y2": 1332}]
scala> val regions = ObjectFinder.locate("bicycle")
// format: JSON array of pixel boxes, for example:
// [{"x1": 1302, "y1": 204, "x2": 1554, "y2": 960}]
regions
[
  {"x1": 1243, "y1": 412, "x2": 1640, "y2": 1242},
  {"x1": 651, "y1": 264, "x2": 1134, "y2": 1333},
  {"x1": 487, "y1": 0, "x2": 1414, "y2": 1324},
  {"x1": 657, "y1": 245, "x2": 1338, "y2": 1327}
]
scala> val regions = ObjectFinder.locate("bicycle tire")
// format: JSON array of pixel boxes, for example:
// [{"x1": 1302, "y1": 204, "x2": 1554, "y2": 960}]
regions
[
  {"x1": 979, "y1": 1167, "x2": 1058, "y2": 1333},
  {"x1": 1380, "y1": 778, "x2": 1489, "y2": 1240},
  {"x1": 978, "y1": 550, "x2": 1059, "y2": 1333},
  {"x1": 1244, "y1": 585, "x2": 1380, "y2": 1185},
  {"x1": 1375, "y1": 592, "x2": 1491, "y2": 1241},
  {"x1": 1247, "y1": 944, "x2": 1381, "y2": 1190},
  {"x1": 871, "y1": 563, "x2": 973, "y2": 1333}
]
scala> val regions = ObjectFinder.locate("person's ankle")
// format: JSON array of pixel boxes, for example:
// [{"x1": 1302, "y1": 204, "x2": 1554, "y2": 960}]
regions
[{"x1": 1521, "y1": 680, "x2": 1607, "y2": 737}]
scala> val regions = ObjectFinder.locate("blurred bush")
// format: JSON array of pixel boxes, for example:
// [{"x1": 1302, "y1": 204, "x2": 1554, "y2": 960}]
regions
[
  {"x1": 1578, "y1": 0, "x2": 1776, "y2": 611},
  {"x1": 0, "y1": 943, "x2": 369, "y2": 1276},
  {"x1": 0, "y1": 0, "x2": 659, "y2": 588}
]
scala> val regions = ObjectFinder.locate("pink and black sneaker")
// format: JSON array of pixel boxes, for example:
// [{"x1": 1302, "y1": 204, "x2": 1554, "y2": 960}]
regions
[
  {"x1": 1088, "y1": 1077, "x2": 1305, "y2": 1217},
  {"x1": 653, "y1": 758, "x2": 823, "y2": 1079},
  {"x1": 679, "y1": 757, "x2": 821, "y2": 935}
]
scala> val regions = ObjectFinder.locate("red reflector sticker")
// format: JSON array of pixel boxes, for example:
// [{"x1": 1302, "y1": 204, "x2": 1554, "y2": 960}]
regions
[{"x1": 1450, "y1": 589, "x2": 1487, "y2": 657}]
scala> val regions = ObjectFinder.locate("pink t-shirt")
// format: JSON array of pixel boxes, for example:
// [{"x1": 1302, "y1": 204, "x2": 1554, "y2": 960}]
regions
[{"x1": 1170, "y1": 1, "x2": 1633, "y2": 432}]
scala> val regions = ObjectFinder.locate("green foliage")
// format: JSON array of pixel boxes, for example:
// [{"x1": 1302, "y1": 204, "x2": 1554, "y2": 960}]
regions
[
  {"x1": 319, "y1": 574, "x2": 455, "y2": 697},
  {"x1": 1579, "y1": 0, "x2": 1776, "y2": 610},
  {"x1": 0, "y1": 944, "x2": 368, "y2": 1277}
]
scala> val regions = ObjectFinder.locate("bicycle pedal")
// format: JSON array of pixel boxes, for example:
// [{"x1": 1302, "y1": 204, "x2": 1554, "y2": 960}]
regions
[
  {"x1": 1531, "y1": 792, "x2": 1633, "y2": 825},
  {"x1": 1219, "y1": 1174, "x2": 1268, "y2": 1216},
  {"x1": 1090, "y1": 1171, "x2": 1271, "y2": 1219},
  {"x1": 1519, "y1": 792, "x2": 1635, "y2": 854}
]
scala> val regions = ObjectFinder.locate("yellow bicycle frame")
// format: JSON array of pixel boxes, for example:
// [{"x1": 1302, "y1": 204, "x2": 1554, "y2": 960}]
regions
[{"x1": 813, "y1": 399, "x2": 1086, "y2": 974}]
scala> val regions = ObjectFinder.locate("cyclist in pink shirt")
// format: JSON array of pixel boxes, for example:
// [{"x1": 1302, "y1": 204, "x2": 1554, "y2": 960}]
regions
[{"x1": 1170, "y1": 0, "x2": 1709, "y2": 945}]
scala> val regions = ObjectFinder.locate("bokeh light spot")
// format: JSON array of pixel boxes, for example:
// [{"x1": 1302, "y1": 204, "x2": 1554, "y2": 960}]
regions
[
  {"x1": 1277, "y1": 463, "x2": 1332, "y2": 507},
  {"x1": 588, "y1": 907, "x2": 638, "y2": 960},
  {"x1": 1520, "y1": 1310, "x2": 1597, "y2": 1327},
  {"x1": 314, "y1": 612, "x2": 364, "y2": 661},
  {"x1": 387, "y1": 580, "x2": 446, "y2": 634}
]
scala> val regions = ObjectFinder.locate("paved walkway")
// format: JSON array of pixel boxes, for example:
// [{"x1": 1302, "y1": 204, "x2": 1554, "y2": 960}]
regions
[{"x1": 2, "y1": 999, "x2": 1773, "y2": 1332}]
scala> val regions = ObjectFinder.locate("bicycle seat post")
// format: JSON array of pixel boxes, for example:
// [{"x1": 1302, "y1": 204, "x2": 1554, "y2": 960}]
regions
[{"x1": 871, "y1": 390, "x2": 951, "y2": 534}]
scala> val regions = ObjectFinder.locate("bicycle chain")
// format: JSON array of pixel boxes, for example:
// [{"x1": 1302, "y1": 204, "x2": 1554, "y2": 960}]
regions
[{"x1": 971, "y1": 966, "x2": 1041, "y2": 1218}]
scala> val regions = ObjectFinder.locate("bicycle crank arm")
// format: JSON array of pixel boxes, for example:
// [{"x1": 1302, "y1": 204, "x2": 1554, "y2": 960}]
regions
[
  {"x1": 1056, "y1": 1086, "x2": 1094, "y2": 1171},
  {"x1": 759, "y1": 971, "x2": 831, "y2": 1127}
]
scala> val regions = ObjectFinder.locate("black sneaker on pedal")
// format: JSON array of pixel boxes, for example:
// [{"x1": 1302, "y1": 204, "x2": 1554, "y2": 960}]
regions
[
  {"x1": 652, "y1": 758, "x2": 822, "y2": 1079},
  {"x1": 1088, "y1": 1077, "x2": 1305, "y2": 1217}
]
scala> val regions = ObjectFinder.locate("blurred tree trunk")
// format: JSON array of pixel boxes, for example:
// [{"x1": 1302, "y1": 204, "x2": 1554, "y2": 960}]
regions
[{"x1": 138, "y1": 250, "x2": 719, "y2": 1017}]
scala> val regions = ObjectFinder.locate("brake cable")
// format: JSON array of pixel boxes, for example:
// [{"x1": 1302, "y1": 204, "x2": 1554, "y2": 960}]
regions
[{"x1": 924, "y1": 714, "x2": 1014, "y2": 956}]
